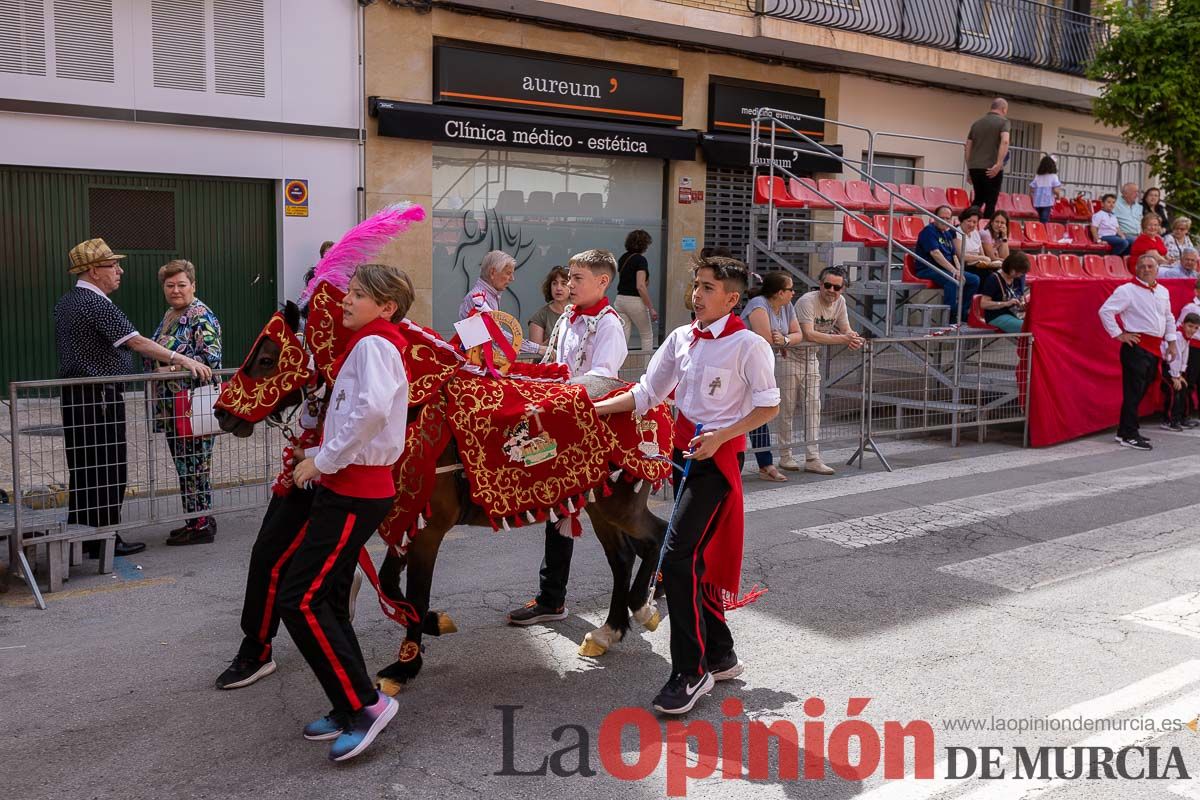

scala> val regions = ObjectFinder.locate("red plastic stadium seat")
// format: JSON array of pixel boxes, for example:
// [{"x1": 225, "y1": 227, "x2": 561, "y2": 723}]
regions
[
  {"x1": 903, "y1": 254, "x2": 938, "y2": 289},
  {"x1": 1059, "y1": 254, "x2": 1086, "y2": 278},
  {"x1": 1033, "y1": 253, "x2": 1065, "y2": 279},
  {"x1": 789, "y1": 178, "x2": 833, "y2": 210},
  {"x1": 1082, "y1": 255, "x2": 1108, "y2": 278},
  {"x1": 754, "y1": 176, "x2": 805, "y2": 207},
  {"x1": 896, "y1": 216, "x2": 926, "y2": 247},
  {"x1": 846, "y1": 180, "x2": 888, "y2": 211},
  {"x1": 873, "y1": 182, "x2": 903, "y2": 212},
  {"x1": 1022, "y1": 221, "x2": 1050, "y2": 250},
  {"x1": 1067, "y1": 223, "x2": 1106, "y2": 253},
  {"x1": 968, "y1": 294, "x2": 1000, "y2": 331},
  {"x1": 995, "y1": 193, "x2": 1018, "y2": 217},
  {"x1": 899, "y1": 184, "x2": 926, "y2": 213},
  {"x1": 947, "y1": 186, "x2": 970, "y2": 210},
  {"x1": 1044, "y1": 223, "x2": 1072, "y2": 251},
  {"x1": 1050, "y1": 197, "x2": 1074, "y2": 222},
  {"x1": 1103, "y1": 255, "x2": 1130, "y2": 279},
  {"x1": 843, "y1": 214, "x2": 886, "y2": 248},
  {"x1": 818, "y1": 179, "x2": 862, "y2": 211},
  {"x1": 1010, "y1": 194, "x2": 1037, "y2": 219},
  {"x1": 1005, "y1": 221, "x2": 1025, "y2": 249},
  {"x1": 923, "y1": 186, "x2": 950, "y2": 212}
]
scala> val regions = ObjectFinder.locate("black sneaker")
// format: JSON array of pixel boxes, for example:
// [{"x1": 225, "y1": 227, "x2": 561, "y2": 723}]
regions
[
  {"x1": 1161, "y1": 421, "x2": 1184, "y2": 432},
  {"x1": 215, "y1": 656, "x2": 277, "y2": 689},
  {"x1": 1183, "y1": 419, "x2": 1200, "y2": 429},
  {"x1": 167, "y1": 518, "x2": 216, "y2": 546},
  {"x1": 1118, "y1": 437, "x2": 1152, "y2": 451},
  {"x1": 652, "y1": 671, "x2": 714, "y2": 715},
  {"x1": 506, "y1": 599, "x2": 568, "y2": 626},
  {"x1": 709, "y1": 651, "x2": 745, "y2": 681}
]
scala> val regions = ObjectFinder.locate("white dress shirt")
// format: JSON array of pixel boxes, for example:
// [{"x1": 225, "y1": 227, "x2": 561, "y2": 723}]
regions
[
  {"x1": 1098, "y1": 280, "x2": 1177, "y2": 341},
  {"x1": 632, "y1": 313, "x2": 780, "y2": 430},
  {"x1": 1162, "y1": 334, "x2": 1189, "y2": 377},
  {"x1": 1091, "y1": 210, "x2": 1120, "y2": 239},
  {"x1": 77, "y1": 279, "x2": 138, "y2": 346},
  {"x1": 1180, "y1": 300, "x2": 1200, "y2": 346},
  {"x1": 551, "y1": 306, "x2": 626, "y2": 379},
  {"x1": 314, "y1": 336, "x2": 409, "y2": 475}
]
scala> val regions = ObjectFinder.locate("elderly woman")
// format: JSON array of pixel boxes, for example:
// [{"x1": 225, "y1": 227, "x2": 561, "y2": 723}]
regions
[
  {"x1": 459, "y1": 250, "x2": 516, "y2": 320},
  {"x1": 527, "y1": 265, "x2": 570, "y2": 346},
  {"x1": 1129, "y1": 213, "x2": 1170, "y2": 271},
  {"x1": 1165, "y1": 217, "x2": 1196, "y2": 266},
  {"x1": 146, "y1": 260, "x2": 222, "y2": 546}
]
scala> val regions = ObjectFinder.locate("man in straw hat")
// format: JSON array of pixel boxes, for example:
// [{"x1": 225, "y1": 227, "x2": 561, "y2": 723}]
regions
[{"x1": 54, "y1": 239, "x2": 213, "y2": 556}]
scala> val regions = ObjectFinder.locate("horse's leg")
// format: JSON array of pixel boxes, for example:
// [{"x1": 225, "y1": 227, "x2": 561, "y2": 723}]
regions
[
  {"x1": 594, "y1": 480, "x2": 668, "y2": 633},
  {"x1": 375, "y1": 524, "x2": 449, "y2": 689},
  {"x1": 577, "y1": 511, "x2": 635, "y2": 658}
]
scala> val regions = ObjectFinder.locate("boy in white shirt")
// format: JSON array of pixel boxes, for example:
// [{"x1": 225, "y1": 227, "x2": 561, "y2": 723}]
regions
[
  {"x1": 1180, "y1": 278, "x2": 1200, "y2": 422},
  {"x1": 285, "y1": 264, "x2": 412, "y2": 762},
  {"x1": 594, "y1": 256, "x2": 779, "y2": 715},
  {"x1": 1161, "y1": 312, "x2": 1200, "y2": 431},
  {"x1": 507, "y1": 249, "x2": 628, "y2": 625},
  {"x1": 1091, "y1": 193, "x2": 1131, "y2": 257}
]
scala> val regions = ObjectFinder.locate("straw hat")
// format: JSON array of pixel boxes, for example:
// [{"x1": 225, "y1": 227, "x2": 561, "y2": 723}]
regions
[{"x1": 68, "y1": 238, "x2": 126, "y2": 274}]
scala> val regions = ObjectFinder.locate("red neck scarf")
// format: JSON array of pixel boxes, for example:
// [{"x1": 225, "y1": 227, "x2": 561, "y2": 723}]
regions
[
  {"x1": 569, "y1": 297, "x2": 611, "y2": 323},
  {"x1": 331, "y1": 316, "x2": 409, "y2": 379},
  {"x1": 689, "y1": 312, "x2": 746, "y2": 348},
  {"x1": 1132, "y1": 278, "x2": 1157, "y2": 291}
]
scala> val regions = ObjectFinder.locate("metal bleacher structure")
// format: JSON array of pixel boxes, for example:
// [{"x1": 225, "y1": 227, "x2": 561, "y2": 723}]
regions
[{"x1": 747, "y1": 108, "x2": 1130, "y2": 443}]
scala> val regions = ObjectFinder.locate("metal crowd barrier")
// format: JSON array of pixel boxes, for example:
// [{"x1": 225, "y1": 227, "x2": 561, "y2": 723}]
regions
[{"x1": 4, "y1": 368, "x2": 282, "y2": 606}]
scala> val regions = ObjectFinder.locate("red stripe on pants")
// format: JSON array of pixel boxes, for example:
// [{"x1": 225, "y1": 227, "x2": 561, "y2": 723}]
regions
[
  {"x1": 257, "y1": 522, "x2": 310, "y2": 659},
  {"x1": 689, "y1": 503, "x2": 724, "y2": 676},
  {"x1": 300, "y1": 513, "x2": 362, "y2": 710}
]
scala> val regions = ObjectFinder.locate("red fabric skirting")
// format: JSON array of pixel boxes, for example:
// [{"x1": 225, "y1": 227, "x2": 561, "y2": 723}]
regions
[{"x1": 1026, "y1": 278, "x2": 1195, "y2": 447}]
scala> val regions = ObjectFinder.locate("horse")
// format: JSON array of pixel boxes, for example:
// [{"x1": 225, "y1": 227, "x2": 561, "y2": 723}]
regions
[{"x1": 214, "y1": 302, "x2": 670, "y2": 691}]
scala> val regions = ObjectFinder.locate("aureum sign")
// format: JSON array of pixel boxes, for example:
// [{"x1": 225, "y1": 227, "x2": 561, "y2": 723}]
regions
[
  {"x1": 434, "y1": 45, "x2": 684, "y2": 127},
  {"x1": 284, "y1": 179, "x2": 309, "y2": 218}
]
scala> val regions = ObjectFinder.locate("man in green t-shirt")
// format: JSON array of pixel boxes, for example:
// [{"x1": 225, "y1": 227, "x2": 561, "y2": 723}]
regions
[{"x1": 964, "y1": 98, "x2": 1011, "y2": 220}]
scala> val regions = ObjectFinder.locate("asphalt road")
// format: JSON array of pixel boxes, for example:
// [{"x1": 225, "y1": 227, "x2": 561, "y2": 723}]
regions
[{"x1": 3, "y1": 428, "x2": 1199, "y2": 800}]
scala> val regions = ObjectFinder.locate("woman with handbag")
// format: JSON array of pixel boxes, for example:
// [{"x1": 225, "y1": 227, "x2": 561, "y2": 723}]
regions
[{"x1": 147, "y1": 259, "x2": 223, "y2": 545}]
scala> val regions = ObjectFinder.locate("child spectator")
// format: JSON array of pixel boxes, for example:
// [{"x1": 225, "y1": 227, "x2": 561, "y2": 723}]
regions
[{"x1": 1029, "y1": 155, "x2": 1064, "y2": 223}]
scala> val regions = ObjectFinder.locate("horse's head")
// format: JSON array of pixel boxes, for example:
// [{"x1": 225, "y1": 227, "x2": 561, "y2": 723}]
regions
[{"x1": 215, "y1": 302, "x2": 314, "y2": 438}]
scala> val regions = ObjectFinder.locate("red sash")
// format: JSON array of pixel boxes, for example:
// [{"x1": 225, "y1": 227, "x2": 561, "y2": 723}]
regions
[
  {"x1": 1135, "y1": 334, "x2": 1163, "y2": 359},
  {"x1": 673, "y1": 412, "x2": 764, "y2": 613}
]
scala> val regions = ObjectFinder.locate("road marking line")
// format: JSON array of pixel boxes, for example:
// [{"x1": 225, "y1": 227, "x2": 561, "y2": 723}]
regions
[
  {"x1": 0, "y1": 645, "x2": 27, "y2": 651},
  {"x1": 1123, "y1": 592, "x2": 1200, "y2": 641},
  {"x1": 938, "y1": 505, "x2": 1200, "y2": 591},
  {"x1": 792, "y1": 456, "x2": 1200, "y2": 548},
  {"x1": 856, "y1": 661, "x2": 1200, "y2": 799},
  {"x1": 0, "y1": 576, "x2": 174, "y2": 606},
  {"x1": 746, "y1": 440, "x2": 1112, "y2": 513}
]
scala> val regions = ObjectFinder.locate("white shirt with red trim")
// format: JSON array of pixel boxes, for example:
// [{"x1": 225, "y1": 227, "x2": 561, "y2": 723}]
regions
[
  {"x1": 314, "y1": 337, "x2": 409, "y2": 475},
  {"x1": 1098, "y1": 280, "x2": 1176, "y2": 340},
  {"x1": 549, "y1": 304, "x2": 626, "y2": 379},
  {"x1": 632, "y1": 313, "x2": 779, "y2": 430}
]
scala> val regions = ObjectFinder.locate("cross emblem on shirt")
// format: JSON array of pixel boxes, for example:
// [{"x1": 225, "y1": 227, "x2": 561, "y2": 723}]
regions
[
  {"x1": 335, "y1": 389, "x2": 346, "y2": 410},
  {"x1": 708, "y1": 377, "x2": 722, "y2": 396}
]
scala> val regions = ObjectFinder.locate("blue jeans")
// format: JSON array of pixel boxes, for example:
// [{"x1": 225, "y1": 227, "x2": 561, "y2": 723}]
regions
[
  {"x1": 914, "y1": 265, "x2": 980, "y2": 322},
  {"x1": 749, "y1": 423, "x2": 773, "y2": 468},
  {"x1": 1101, "y1": 235, "x2": 1131, "y2": 257},
  {"x1": 988, "y1": 313, "x2": 1023, "y2": 333},
  {"x1": 1037, "y1": 206, "x2": 1052, "y2": 223}
]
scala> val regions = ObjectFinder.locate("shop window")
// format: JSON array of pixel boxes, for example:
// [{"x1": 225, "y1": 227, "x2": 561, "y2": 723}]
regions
[
  {"x1": 88, "y1": 187, "x2": 177, "y2": 251},
  {"x1": 432, "y1": 146, "x2": 666, "y2": 342}
]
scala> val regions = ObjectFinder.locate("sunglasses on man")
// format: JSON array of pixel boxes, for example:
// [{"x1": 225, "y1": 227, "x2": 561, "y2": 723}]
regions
[{"x1": 822, "y1": 281, "x2": 845, "y2": 292}]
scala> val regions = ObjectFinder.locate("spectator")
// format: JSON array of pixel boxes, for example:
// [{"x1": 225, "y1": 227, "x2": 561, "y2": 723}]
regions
[
  {"x1": 146, "y1": 260, "x2": 223, "y2": 546},
  {"x1": 1098, "y1": 253, "x2": 1177, "y2": 450},
  {"x1": 1092, "y1": 193, "x2": 1130, "y2": 256},
  {"x1": 1114, "y1": 182, "x2": 1143, "y2": 238},
  {"x1": 979, "y1": 251, "x2": 1030, "y2": 334},
  {"x1": 1165, "y1": 217, "x2": 1196, "y2": 266},
  {"x1": 1029, "y1": 155, "x2": 1064, "y2": 223},
  {"x1": 957, "y1": 206, "x2": 1003, "y2": 275},
  {"x1": 979, "y1": 211, "x2": 1012, "y2": 262},
  {"x1": 964, "y1": 98, "x2": 1011, "y2": 219},
  {"x1": 794, "y1": 266, "x2": 865, "y2": 475},
  {"x1": 1179, "y1": 277, "x2": 1200, "y2": 423},
  {"x1": 527, "y1": 265, "x2": 570, "y2": 347},
  {"x1": 614, "y1": 230, "x2": 658, "y2": 351},
  {"x1": 1142, "y1": 187, "x2": 1169, "y2": 231},
  {"x1": 914, "y1": 205, "x2": 980, "y2": 323},
  {"x1": 458, "y1": 250, "x2": 515, "y2": 321},
  {"x1": 1129, "y1": 213, "x2": 1170, "y2": 270},
  {"x1": 1160, "y1": 248, "x2": 1199, "y2": 280},
  {"x1": 741, "y1": 271, "x2": 801, "y2": 480},
  {"x1": 53, "y1": 239, "x2": 212, "y2": 557},
  {"x1": 1160, "y1": 313, "x2": 1200, "y2": 431}
]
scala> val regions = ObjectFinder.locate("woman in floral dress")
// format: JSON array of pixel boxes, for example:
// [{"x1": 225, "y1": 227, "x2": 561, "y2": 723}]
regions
[{"x1": 146, "y1": 260, "x2": 222, "y2": 545}]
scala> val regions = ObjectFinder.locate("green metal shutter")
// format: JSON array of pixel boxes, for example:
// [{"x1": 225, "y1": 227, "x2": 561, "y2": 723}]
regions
[{"x1": 0, "y1": 165, "x2": 276, "y2": 386}]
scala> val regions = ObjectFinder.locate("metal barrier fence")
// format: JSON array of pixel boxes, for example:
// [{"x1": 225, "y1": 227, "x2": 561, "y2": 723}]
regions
[{"x1": 5, "y1": 369, "x2": 282, "y2": 605}]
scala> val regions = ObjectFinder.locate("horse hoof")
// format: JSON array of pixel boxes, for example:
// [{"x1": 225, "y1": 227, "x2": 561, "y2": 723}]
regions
[
  {"x1": 378, "y1": 677, "x2": 404, "y2": 697},
  {"x1": 632, "y1": 604, "x2": 660, "y2": 632},
  {"x1": 578, "y1": 636, "x2": 608, "y2": 657},
  {"x1": 437, "y1": 612, "x2": 458, "y2": 635},
  {"x1": 423, "y1": 610, "x2": 458, "y2": 636}
]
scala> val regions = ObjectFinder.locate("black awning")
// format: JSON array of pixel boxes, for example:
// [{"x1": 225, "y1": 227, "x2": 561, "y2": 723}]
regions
[
  {"x1": 372, "y1": 98, "x2": 698, "y2": 161},
  {"x1": 700, "y1": 133, "x2": 844, "y2": 174}
]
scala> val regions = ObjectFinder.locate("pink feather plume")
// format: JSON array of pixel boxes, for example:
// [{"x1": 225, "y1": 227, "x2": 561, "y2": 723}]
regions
[{"x1": 298, "y1": 201, "x2": 426, "y2": 306}]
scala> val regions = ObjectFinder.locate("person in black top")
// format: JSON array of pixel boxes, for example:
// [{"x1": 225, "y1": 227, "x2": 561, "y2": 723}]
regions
[
  {"x1": 615, "y1": 229, "x2": 658, "y2": 351},
  {"x1": 978, "y1": 251, "x2": 1030, "y2": 334},
  {"x1": 54, "y1": 239, "x2": 213, "y2": 556}
]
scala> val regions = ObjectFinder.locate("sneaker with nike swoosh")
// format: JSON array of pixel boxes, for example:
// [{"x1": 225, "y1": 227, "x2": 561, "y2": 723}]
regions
[{"x1": 652, "y1": 671, "x2": 714, "y2": 715}]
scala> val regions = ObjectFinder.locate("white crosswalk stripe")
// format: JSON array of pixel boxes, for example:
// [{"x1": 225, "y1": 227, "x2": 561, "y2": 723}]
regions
[
  {"x1": 792, "y1": 456, "x2": 1200, "y2": 548},
  {"x1": 1123, "y1": 593, "x2": 1200, "y2": 641},
  {"x1": 745, "y1": 439, "x2": 1112, "y2": 513},
  {"x1": 937, "y1": 504, "x2": 1200, "y2": 591}
]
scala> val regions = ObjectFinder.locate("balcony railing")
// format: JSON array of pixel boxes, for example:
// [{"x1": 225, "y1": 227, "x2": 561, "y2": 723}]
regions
[{"x1": 754, "y1": 0, "x2": 1108, "y2": 77}]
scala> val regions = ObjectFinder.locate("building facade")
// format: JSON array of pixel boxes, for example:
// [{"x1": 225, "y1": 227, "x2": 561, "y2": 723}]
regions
[{"x1": 0, "y1": 0, "x2": 361, "y2": 381}]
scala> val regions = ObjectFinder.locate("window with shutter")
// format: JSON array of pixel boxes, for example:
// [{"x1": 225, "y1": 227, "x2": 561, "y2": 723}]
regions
[
  {"x1": 54, "y1": 0, "x2": 114, "y2": 82},
  {"x1": 0, "y1": 0, "x2": 47, "y2": 77},
  {"x1": 214, "y1": 0, "x2": 265, "y2": 97},
  {"x1": 151, "y1": 0, "x2": 207, "y2": 92}
]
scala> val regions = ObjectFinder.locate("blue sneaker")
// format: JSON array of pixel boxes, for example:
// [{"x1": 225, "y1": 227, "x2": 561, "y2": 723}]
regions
[
  {"x1": 328, "y1": 692, "x2": 398, "y2": 762},
  {"x1": 303, "y1": 711, "x2": 347, "y2": 742}
]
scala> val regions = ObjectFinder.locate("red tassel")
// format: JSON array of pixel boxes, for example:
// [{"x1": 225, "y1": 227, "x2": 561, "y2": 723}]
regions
[
  {"x1": 571, "y1": 514, "x2": 583, "y2": 538},
  {"x1": 601, "y1": 482, "x2": 613, "y2": 497},
  {"x1": 487, "y1": 517, "x2": 500, "y2": 532}
]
